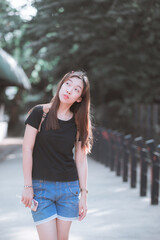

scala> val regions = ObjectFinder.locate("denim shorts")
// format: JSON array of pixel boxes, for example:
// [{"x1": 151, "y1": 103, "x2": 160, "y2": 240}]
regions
[{"x1": 31, "y1": 179, "x2": 80, "y2": 226}]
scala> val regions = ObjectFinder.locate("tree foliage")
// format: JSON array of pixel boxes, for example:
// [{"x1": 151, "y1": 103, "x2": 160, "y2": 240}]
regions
[
  {"x1": 0, "y1": 1, "x2": 25, "y2": 59},
  {"x1": 1, "y1": 0, "x2": 160, "y2": 132}
]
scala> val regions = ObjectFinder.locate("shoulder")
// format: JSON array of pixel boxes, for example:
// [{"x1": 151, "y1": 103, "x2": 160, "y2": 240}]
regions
[
  {"x1": 26, "y1": 105, "x2": 43, "y2": 120},
  {"x1": 27, "y1": 102, "x2": 52, "y2": 118},
  {"x1": 42, "y1": 103, "x2": 52, "y2": 113},
  {"x1": 33, "y1": 105, "x2": 43, "y2": 112},
  {"x1": 27, "y1": 105, "x2": 43, "y2": 117},
  {"x1": 29, "y1": 103, "x2": 51, "y2": 115},
  {"x1": 25, "y1": 105, "x2": 43, "y2": 129}
]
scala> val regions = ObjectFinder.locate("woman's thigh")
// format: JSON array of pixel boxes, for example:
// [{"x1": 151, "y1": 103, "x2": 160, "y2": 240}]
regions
[
  {"x1": 56, "y1": 218, "x2": 72, "y2": 240},
  {"x1": 36, "y1": 218, "x2": 57, "y2": 240},
  {"x1": 36, "y1": 217, "x2": 72, "y2": 240}
]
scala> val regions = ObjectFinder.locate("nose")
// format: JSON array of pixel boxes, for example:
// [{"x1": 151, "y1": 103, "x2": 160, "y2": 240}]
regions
[{"x1": 66, "y1": 88, "x2": 72, "y2": 94}]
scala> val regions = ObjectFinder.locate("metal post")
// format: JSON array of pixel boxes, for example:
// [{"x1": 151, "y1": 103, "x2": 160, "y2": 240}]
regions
[
  {"x1": 94, "y1": 128, "x2": 101, "y2": 162},
  {"x1": 107, "y1": 129, "x2": 112, "y2": 168},
  {"x1": 119, "y1": 133, "x2": 124, "y2": 177},
  {"x1": 101, "y1": 129, "x2": 110, "y2": 166},
  {"x1": 115, "y1": 133, "x2": 122, "y2": 176},
  {"x1": 110, "y1": 132, "x2": 115, "y2": 171},
  {"x1": 90, "y1": 127, "x2": 96, "y2": 160},
  {"x1": 122, "y1": 134, "x2": 131, "y2": 182},
  {"x1": 98, "y1": 127, "x2": 104, "y2": 164},
  {"x1": 113, "y1": 131, "x2": 118, "y2": 175},
  {"x1": 130, "y1": 140, "x2": 137, "y2": 188},
  {"x1": 145, "y1": 139, "x2": 156, "y2": 204},
  {"x1": 140, "y1": 148, "x2": 148, "y2": 196},
  {"x1": 150, "y1": 151, "x2": 160, "y2": 205},
  {"x1": 105, "y1": 130, "x2": 110, "y2": 167},
  {"x1": 113, "y1": 131, "x2": 119, "y2": 172},
  {"x1": 145, "y1": 139, "x2": 155, "y2": 160},
  {"x1": 134, "y1": 136, "x2": 143, "y2": 193}
]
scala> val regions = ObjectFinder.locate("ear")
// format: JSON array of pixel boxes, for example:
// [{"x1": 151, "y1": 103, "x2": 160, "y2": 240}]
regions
[{"x1": 76, "y1": 97, "x2": 82, "y2": 103}]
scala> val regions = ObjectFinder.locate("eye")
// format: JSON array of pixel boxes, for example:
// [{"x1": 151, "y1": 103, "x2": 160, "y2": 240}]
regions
[
  {"x1": 75, "y1": 88, "x2": 79, "y2": 92},
  {"x1": 65, "y1": 82, "x2": 70, "y2": 85}
]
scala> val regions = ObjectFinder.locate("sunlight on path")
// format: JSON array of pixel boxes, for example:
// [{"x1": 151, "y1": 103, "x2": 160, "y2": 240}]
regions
[{"x1": 0, "y1": 147, "x2": 160, "y2": 240}]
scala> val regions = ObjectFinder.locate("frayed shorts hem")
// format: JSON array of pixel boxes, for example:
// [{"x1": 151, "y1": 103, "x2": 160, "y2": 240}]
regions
[
  {"x1": 57, "y1": 215, "x2": 79, "y2": 221},
  {"x1": 34, "y1": 214, "x2": 79, "y2": 226}
]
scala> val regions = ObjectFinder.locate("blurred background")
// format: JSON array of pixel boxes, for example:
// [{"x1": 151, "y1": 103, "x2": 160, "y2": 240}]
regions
[
  {"x1": 1, "y1": 2, "x2": 160, "y2": 239},
  {"x1": 0, "y1": 0, "x2": 160, "y2": 140}
]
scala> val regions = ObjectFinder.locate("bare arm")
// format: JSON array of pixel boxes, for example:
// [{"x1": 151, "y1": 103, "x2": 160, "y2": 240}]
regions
[
  {"x1": 21, "y1": 124, "x2": 38, "y2": 208},
  {"x1": 75, "y1": 142, "x2": 88, "y2": 195},
  {"x1": 74, "y1": 134, "x2": 88, "y2": 221}
]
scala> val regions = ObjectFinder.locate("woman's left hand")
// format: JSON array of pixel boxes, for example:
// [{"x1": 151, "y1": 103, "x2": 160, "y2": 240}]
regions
[{"x1": 78, "y1": 194, "x2": 88, "y2": 221}]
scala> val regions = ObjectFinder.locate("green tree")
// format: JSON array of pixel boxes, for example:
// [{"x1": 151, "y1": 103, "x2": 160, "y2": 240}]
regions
[{"x1": 1, "y1": 0, "x2": 160, "y2": 133}]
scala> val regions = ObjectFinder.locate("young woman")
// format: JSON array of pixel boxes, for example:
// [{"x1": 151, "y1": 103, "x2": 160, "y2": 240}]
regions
[{"x1": 21, "y1": 70, "x2": 93, "y2": 240}]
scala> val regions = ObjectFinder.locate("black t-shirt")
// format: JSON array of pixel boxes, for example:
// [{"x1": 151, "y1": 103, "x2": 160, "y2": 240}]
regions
[{"x1": 25, "y1": 105, "x2": 79, "y2": 182}]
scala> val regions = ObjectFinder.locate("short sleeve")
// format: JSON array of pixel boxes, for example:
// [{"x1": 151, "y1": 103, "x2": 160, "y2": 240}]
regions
[{"x1": 25, "y1": 105, "x2": 43, "y2": 130}]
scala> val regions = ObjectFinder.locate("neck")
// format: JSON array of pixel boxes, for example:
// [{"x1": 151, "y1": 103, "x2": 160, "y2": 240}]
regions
[{"x1": 57, "y1": 102, "x2": 72, "y2": 117}]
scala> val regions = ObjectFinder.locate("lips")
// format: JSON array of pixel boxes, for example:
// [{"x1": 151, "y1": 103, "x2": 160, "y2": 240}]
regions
[{"x1": 63, "y1": 94, "x2": 69, "y2": 99}]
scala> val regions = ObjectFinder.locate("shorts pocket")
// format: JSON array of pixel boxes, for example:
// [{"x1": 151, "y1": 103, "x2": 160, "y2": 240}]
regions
[{"x1": 67, "y1": 181, "x2": 80, "y2": 196}]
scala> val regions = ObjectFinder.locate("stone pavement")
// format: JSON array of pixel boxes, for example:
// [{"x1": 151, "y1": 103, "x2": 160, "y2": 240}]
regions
[{"x1": 0, "y1": 138, "x2": 160, "y2": 240}]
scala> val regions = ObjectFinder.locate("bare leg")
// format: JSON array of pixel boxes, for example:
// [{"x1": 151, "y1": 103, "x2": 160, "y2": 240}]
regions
[
  {"x1": 56, "y1": 218, "x2": 72, "y2": 240},
  {"x1": 36, "y1": 218, "x2": 58, "y2": 240}
]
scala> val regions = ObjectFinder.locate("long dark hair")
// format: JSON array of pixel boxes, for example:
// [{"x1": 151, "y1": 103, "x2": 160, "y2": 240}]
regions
[{"x1": 46, "y1": 70, "x2": 93, "y2": 154}]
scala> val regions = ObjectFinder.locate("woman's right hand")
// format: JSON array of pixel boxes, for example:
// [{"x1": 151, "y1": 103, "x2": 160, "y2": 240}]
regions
[{"x1": 21, "y1": 188, "x2": 34, "y2": 208}]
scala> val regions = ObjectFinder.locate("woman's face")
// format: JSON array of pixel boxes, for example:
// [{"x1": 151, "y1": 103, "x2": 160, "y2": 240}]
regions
[{"x1": 59, "y1": 77, "x2": 84, "y2": 104}]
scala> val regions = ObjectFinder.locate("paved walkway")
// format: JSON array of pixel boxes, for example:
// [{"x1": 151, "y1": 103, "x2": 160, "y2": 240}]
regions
[{"x1": 0, "y1": 138, "x2": 160, "y2": 240}]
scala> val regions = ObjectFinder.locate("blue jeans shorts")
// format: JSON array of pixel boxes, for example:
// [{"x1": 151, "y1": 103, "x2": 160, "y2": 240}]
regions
[{"x1": 31, "y1": 179, "x2": 80, "y2": 226}]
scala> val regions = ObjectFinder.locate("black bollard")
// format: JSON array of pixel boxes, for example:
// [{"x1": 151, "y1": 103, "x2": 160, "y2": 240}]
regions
[
  {"x1": 145, "y1": 139, "x2": 158, "y2": 205},
  {"x1": 112, "y1": 131, "x2": 119, "y2": 172},
  {"x1": 130, "y1": 139, "x2": 137, "y2": 188},
  {"x1": 92, "y1": 127, "x2": 99, "y2": 161},
  {"x1": 115, "y1": 133, "x2": 123, "y2": 176},
  {"x1": 105, "y1": 130, "x2": 111, "y2": 167},
  {"x1": 134, "y1": 136, "x2": 143, "y2": 152},
  {"x1": 110, "y1": 131, "x2": 116, "y2": 171},
  {"x1": 122, "y1": 134, "x2": 132, "y2": 182},
  {"x1": 107, "y1": 129, "x2": 112, "y2": 168},
  {"x1": 101, "y1": 128, "x2": 110, "y2": 166},
  {"x1": 150, "y1": 151, "x2": 160, "y2": 205},
  {"x1": 94, "y1": 128, "x2": 101, "y2": 161},
  {"x1": 145, "y1": 139, "x2": 155, "y2": 160},
  {"x1": 140, "y1": 148, "x2": 148, "y2": 196},
  {"x1": 119, "y1": 133, "x2": 124, "y2": 177},
  {"x1": 135, "y1": 136, "x2": 149, "y2": 196},
  {"x1": 134, "y1": 137, "x2": 144, "y2": 194},
  {"x1": 113, "y1": 131, "x2": 119, "y2": 175},
  {"x1": 98, "y1": 128, "x2": 104, "y2": 164}
]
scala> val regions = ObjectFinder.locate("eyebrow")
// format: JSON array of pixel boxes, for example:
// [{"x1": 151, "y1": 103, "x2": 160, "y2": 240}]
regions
[{"x1": 67, "y1": 79, "x2": 82, "y2": 89}]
